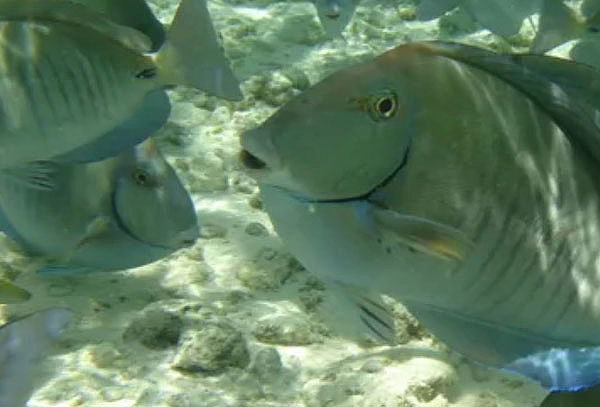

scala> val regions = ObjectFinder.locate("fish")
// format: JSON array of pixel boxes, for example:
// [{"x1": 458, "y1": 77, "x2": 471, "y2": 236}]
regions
[
  {"x1": 530, "y1": 0, "x2": 600, "y2": 54},
  {"x1": 312, "y1": 0, "x2": 360, "y2": 38},
  {"x1": 0, "y1": 0, "x2": 242, "y2": 176},
  {"x1": 0, "y1": 139, "x2": 199, "y2": 275},
  {"x1": 73, "y1": 0, "x2": 165, "y2": 51},
  {"x1": 241, "y1": 40, "x2": 600, "y2": 395},
  {"x1": 418, "y1": 0, "x2": 542, "y2": 38},
  {"x1": 0, "y1": 307, "x2": 71, "y2": 407}
]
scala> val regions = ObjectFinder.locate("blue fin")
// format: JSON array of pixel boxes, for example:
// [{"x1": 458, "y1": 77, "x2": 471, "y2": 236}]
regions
[
  {"x1": 0, "y1": 161, "x2": 58, "y2": 191},
  {"x1": 401, "y1": 299, "x2": 600, "y2": 391},
  {"x1": 53, "y1": 89, "x2": 171, "y2": 163},
  {"x1": 367, "y1": 204, "x2": 474, "y2": 262},
  {"x1": 37, "y1": 264, "x2": 98, "y2": 276}
]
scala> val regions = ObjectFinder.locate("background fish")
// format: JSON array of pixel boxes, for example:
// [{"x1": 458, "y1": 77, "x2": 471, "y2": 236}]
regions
[
  {"x1": 417, "y1": 0, "x2": 542, "y2": 37},
  {"x1": 241, "y1": 40, "x2": 600, "y2": 396},
  {"x1": 0, "y1": 0, "x2": 242, "y2": 174},
  {"x1": 312, "y1": 0, "x2": 360, "y2": 38},
  {"x1": 0, "y1": 139, "x2": 199, "y2": 275},
  {"x1": 0, "y1": 307, "x2": 71, "y2": 407}
]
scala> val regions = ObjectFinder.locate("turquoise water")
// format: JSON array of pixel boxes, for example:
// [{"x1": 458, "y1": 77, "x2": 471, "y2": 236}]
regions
[{"x1": 0, "y1": 0, "x2": 577, "y2": 406}]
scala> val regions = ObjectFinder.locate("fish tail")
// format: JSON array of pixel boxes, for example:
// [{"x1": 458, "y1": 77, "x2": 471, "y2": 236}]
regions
[
  {"x1": 153, "y1": 0, "x2": 242, "y2": 100},
  {"x1": 531, "y1": 0, "x2": 585, "y2": 54}
]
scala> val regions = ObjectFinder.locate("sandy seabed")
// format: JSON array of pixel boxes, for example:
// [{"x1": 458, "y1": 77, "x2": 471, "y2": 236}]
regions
[{"x1": 1, "y1": 0, "x2": 558, "y2": 406}]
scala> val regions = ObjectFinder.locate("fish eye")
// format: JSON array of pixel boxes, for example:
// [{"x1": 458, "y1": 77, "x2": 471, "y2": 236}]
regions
[
  {"x1": 136, "y1": 68, "x2": 157, "y2": 79},
  {"x1": 132, "y1": 168, "x2": 152, "y2": 186},
  {"x1": 369, "y1": 91, "x2": 398, "y2": 121}
]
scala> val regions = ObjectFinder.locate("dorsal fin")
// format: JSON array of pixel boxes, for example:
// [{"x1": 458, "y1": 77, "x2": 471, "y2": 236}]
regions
[
  {"x1": 0, "y1": 0, "x2": 151, "y2": 52},
  {"x1": 422, "y1": 41, "x2": 600, "y2": 166}
]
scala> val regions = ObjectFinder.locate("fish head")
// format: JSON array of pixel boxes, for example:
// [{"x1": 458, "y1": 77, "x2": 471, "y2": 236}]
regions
[
  {"x1": 241, "y1": 46, "x2": 420, "y2": 201},
  {"x1": 114, "y1": 139, "x2": 199, "y2": 250}
]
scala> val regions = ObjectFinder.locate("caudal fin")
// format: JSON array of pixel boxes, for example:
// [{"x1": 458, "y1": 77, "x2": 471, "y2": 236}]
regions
[
  {"x1": 531, "y1": 0, "x2": 584, "y2": 54},
  {"x1": 155, "y1": 0, "x2": 243, "y2": 101}
]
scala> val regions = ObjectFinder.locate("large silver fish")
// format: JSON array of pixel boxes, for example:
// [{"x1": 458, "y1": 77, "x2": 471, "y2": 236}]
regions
[
  {"x1": 0, "y1": 0, "x2": 241, "y2": 172},
  {"x1": 0, "y1": 139, "x2": 199, "y2": 275},
  {"x1": 241, "y1": 40, "x2": 600, "y2": 397},
  {"x1": 0, "y1": 307, "x2": 71, "y2": 407}
]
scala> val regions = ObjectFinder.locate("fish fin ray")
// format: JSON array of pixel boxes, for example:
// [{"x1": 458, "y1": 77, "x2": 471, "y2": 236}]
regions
[
  {"x1": 369, "y1": 205, "x2": 474, "y2": 262},
  {"x1": 0, "y1": 161, "x2": 59, "y2": 191}
]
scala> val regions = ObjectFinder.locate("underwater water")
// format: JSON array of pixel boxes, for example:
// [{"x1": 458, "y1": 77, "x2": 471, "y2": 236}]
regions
[{"x1": 1, "y1": 0, "x2": 590, "y2": 406}]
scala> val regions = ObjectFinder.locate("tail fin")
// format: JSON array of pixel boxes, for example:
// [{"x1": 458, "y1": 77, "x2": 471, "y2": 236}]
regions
[
  {"x1": 154, "y1": 0, "x2": 243, "y2": 100},
  {"x1": 531, "y1": 0, "x2": 584, "y2": 54},
  {"x1": 0, "y1": 308, "x2": 71, "y2": 407}
]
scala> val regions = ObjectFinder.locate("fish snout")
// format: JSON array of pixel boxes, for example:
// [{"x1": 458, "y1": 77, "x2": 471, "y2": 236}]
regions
[
  {"x1": 175, "y1": 226, "x2": 200, "y2": 248},
  {"x1": 239, "y1": 127, "x2": 281, "y2": 175}
]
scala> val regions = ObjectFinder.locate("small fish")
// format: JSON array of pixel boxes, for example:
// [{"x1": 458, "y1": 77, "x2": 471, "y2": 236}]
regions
[
  {"x1": 73, "y1": 0, "x2": 165, "y2": 50},
  {"x1": 418, "y1": 0, "x2": 542, "y2": 38},
  {"x1": 312, "y1": 0, "x2": 360, "y2": 38},
  {"x1": 241, "y1": 40, "x2": 600, "y2": 395},
  {"x1": 0, "y1": 0, "x2": 242, "y2": 176},
  {"x1": 0, "y1": 139, "x2": 199, "y2": 275},
  {"x1": 530, "y1": 0, "x2": 600, "y2": 54},
  {"x1": 0, "y1": 307, "x2": 71, "y2": 407}
]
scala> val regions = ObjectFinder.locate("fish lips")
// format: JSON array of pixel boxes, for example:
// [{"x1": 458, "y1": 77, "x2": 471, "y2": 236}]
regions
[{"x1": 239, "y1": 127, "x2": 282, "y2": 177}]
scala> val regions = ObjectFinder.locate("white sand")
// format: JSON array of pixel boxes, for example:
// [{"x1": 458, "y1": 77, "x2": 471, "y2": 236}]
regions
[{"x1": 0, "y1": 0, "x2": 565, "y2": 406}]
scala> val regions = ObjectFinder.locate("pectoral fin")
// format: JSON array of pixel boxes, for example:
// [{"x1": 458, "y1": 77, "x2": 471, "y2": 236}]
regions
[
  {"x1": 0, "y1": 161, "x2": 59, "y2": 191},
  {"x1": 370, "y1": 206, "x2": 474, "y2": 262}
]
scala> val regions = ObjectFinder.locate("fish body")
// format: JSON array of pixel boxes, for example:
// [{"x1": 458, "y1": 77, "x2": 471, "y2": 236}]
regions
[
  {"x1": 73, "y1": 0, "x2": 165, "y2": 50},
  {"x1": 0, "y1": 0, "x2": 241, "y2": 169},
  {"x1": 241, "y1": 41, "x2": 600, "y2": 392},
  {"x1": 418, "y1": 0, "x2": 541, "y2": 37},
  {"x1": 0, "y1": 139, "x2": 199, "y2": 274},
  {"x1": 0, "y1": 307, "x2": 71, "y2": 407}
]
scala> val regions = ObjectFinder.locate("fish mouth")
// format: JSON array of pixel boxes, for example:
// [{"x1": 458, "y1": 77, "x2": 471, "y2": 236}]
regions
[{"x1": 239, "y1": 149, "x2": 267, "y2": 170}]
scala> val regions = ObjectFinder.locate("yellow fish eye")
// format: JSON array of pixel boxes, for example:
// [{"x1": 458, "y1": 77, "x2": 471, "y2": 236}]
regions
[{"x1": 369, "y1": 91, "x2": 398, "y2": 121}]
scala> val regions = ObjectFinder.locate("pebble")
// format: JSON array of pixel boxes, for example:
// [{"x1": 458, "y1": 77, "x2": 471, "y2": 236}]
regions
[
  {"x1": 122, "y1": 309, "x2": 183, "y2": 350},
  {"x1": 172, "y1": 321, "x2": 250, "y2": 373}
]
